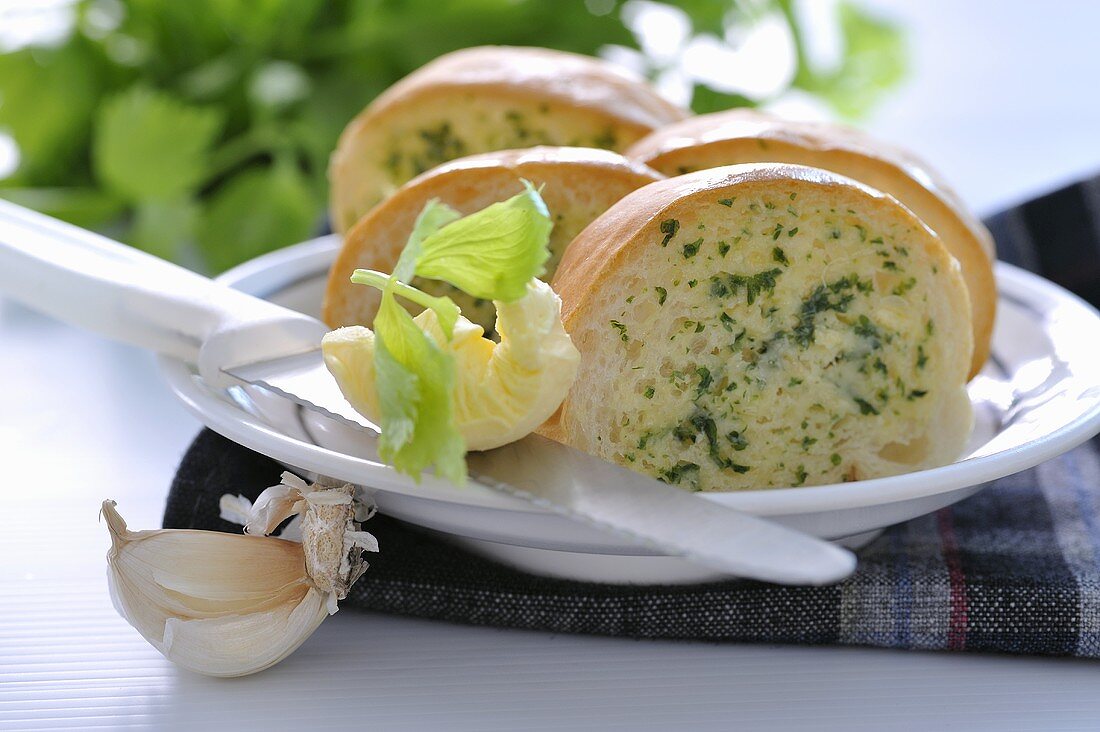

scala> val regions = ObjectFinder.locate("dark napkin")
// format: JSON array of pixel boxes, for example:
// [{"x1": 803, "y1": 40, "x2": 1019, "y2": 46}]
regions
[{"x1": 164, "y1": 175, "x2": 1100, "y2": 658}]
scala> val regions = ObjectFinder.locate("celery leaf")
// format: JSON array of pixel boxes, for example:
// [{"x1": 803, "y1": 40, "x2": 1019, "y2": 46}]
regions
[
  {"x1": 394, "y1": 198, "x2": 460, "y2": 283},
  {"x1": 412, "y1": 181, "x2": 552, "y2": 303},
  {"x1": 373, "y1": 287, "x2": 467, "y2": 484},
  {"x1": 350, "y1": 268, "x2": 460, "y2": 339}
]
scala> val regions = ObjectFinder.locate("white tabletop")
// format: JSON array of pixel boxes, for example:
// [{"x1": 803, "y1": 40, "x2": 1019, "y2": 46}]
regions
[{"x1": 4, "y1": 2, "x2": 1100, "y2": 730}]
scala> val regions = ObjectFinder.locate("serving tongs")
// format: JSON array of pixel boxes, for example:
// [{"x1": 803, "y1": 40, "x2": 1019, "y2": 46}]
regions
[{"x1": 0, "y1": 199, "x2": 856, "y2": 585}]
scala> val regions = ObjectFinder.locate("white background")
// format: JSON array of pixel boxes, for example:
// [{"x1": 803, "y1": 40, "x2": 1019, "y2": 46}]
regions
[
  {"x1": 865, "y1": 0, "x2": 1100, "y2": 214},
  {"x1": 3, "y1": 1, "x2": 1100, "y2": 730}
]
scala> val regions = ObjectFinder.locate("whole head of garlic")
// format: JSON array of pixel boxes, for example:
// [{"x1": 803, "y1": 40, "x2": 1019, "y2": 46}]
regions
[
  {"x1": 321, "y1": 278, "x2": 580, "y2": 451},
  {"x1": 102, "y1": 473, "x2": 377, "y2": 677}
]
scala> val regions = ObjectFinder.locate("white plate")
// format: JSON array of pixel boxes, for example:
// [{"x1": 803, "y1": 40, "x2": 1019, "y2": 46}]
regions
[{"x1": 158, "y1": 236, "x2": 1100, "y2": 583}]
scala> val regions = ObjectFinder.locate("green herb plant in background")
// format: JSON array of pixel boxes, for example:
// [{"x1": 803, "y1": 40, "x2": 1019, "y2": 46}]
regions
[{"x1": 0, "y1": 0, "x2": 904, "y2": 273}]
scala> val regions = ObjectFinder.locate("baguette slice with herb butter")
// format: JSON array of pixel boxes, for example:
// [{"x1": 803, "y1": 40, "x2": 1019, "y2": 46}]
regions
[
  {"x1": 329, "y1": 46, "x2": 686, "y2": 233},
  {"x1": 625, "y1": 110, "x2": 994, "y2": 378},
  {"x1": 323, "y1": 146, "x2": 663, "y2": 331},
  {"x1": 544, "y1": 164, "x2": 974, "y2": 491}
]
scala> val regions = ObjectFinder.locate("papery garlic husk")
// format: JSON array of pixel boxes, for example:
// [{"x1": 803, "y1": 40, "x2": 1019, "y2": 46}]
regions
[
  {"x1": 102, "y1": 476, "x2": 376, "y2": 677},
  {"x1": 220, "y1": 473, "x2": 379, "y2": 609}
]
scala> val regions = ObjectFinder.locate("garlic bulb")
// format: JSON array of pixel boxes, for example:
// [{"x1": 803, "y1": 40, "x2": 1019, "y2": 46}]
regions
[{"x1": 102, "y1": 473, "x2": 377, "y2": 677}]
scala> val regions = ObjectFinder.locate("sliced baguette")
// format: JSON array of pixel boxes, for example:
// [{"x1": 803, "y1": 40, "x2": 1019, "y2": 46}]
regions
[
  {"x1": 323, "y1": 146, "x2": 663, "y2": 331},
  {"x1": 625, "y1": 109, "x2": 994, "y2": 378},
  {"x1": 546, "y1": 164, "x2": 973, "y2": 491},
  {"x1": 329, "y1": 46, "x2": 687, "y2": 234}
]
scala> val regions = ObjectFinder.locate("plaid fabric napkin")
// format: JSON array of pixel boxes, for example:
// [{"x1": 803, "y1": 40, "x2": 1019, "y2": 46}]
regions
[{"x1": 164, "y1": 175, "x2": 1100, "y2": 658}]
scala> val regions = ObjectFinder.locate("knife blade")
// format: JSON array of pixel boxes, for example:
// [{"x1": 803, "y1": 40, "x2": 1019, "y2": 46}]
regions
[{"x1": 224, "y1": 352, "x2": 857, "y2": 585}]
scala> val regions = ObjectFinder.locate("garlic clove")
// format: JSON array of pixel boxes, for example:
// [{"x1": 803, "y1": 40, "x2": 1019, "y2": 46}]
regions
[
  {"x1": 102, "y1": 497, "x2": 360, "y2": 677},
  {"x1": 160, "y1": 586, "x2": 330, "y2": 677},
  {"x1": 105, "y1": 506, "x2": 307, "y2": 607}
]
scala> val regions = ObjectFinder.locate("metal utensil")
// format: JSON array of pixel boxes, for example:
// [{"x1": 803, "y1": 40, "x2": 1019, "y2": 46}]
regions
[{"x1": 0, "y1": 200, "x2": 856, "y2": 585}]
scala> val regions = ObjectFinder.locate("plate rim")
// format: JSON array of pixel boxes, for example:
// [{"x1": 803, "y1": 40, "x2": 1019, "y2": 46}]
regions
[{"x1": 157, "y1": 237, "x2": 1100, "y2": 518}]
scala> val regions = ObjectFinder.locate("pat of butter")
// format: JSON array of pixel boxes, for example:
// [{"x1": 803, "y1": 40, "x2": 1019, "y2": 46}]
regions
[{"x1": 322, "y1": 279, "x2": 579, "y2": 451}]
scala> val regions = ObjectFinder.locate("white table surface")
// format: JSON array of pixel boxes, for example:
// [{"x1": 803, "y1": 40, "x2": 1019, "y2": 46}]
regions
[{"x1": 4, "y1": 2, "x2": 1100, "y2": 730}]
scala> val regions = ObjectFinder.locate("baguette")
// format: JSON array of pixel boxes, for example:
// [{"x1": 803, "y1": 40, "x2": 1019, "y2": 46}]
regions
[
  {"x1": 329, "y1": 46, "x2": 686, "y2": 233},
  {"x1": 625, "y1": 109, "x2": 994, "y2": 378},
  {"x1": 545, "y1": 164, "x2": 973, "y2": 491},
  {"x1": 323, "y1": 146, "x2": 663, "y2": 331}
]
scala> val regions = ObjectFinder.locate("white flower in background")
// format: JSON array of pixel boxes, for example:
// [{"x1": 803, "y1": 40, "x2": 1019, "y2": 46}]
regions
[{"x1": 601, "y1": 0, "x2": 840, "y2": 121}]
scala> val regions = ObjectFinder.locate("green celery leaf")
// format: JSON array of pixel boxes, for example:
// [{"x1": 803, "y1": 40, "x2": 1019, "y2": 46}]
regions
[
  {"x1": 394, "y1": 198, "x2": 461, "y2": 283},
  {"x1": 93, "y1": 86, "x2": 224, "y2": 202},
  {"x1": 373, "y1": 287, "x2": 467, "y2": 484},
  {"x1": 350, "y1": 269, "x2": 460, "y2": 339},
  {"x1": 196, "y1": 160, "x2": 317, "y2": 272},
  {"x1": 413, "y1": 181, "x2": 551, "y2": 303},
  {"x1": 372, "y1": 306, "x2": 419, "y2": 453}
]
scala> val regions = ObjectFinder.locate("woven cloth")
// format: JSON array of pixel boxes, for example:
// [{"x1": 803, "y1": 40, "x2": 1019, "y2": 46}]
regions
[{"x1": 163, "y1": 175, "x2": 1100, "y2": 658}]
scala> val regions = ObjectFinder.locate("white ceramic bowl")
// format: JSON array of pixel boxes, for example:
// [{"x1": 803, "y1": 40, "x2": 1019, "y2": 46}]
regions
[{"x1": 158, "y1": 236, "x2": 1100, "y2": 583}]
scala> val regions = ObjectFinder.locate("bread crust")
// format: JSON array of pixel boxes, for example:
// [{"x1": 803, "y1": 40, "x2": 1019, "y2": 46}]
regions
[
  {"x1": 363, "y1": 46, "x2": 687, "y2": 133},
  {"x1": 323, "y1": 146, "x2": 664, "y2": 328},
  {"x1": 553, "y1": 164, "x2": 941, "y2": 325},
  {"x1": 329, "y1": 46, "x2": 687, "y2": 233},
  {"x1": 625, "y1": 109, "x2": 995, "y2": 378}
]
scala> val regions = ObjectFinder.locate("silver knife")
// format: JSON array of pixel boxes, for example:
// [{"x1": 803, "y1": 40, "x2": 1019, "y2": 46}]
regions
[{"x1": 0, "y1": 200, "x2": 855, "y2": 585}]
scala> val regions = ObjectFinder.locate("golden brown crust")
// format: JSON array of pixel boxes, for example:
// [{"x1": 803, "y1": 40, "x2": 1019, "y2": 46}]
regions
[
  {"x1": 553, "y1": 164, "x2": 929, "y2": 326},
  {"x1": 328, "y1": 46, "x2": 687, "y2": 234},
  {"x1": 323, "y1": 146, "x2": 664, "y2": 328},
  {"x1": 364, "y1": 46, "x2": 687, "y2": 132},
  {"x1": 624, "y1": 109, "x2": 995, "y2": 378}
]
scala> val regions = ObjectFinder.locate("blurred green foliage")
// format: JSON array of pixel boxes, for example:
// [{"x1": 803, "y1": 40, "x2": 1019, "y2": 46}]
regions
[{"x1": 0, "y1": 0, "x2": 904, "y2": 272}]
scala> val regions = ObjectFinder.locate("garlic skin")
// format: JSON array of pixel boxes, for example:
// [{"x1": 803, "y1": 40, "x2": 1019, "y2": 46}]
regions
[
  {"x1": 102, "y1": 474, "x2": 377, "y2": 677},
  {"x1": 220, "y1": 473, "x2": 380, "y2": 610}
]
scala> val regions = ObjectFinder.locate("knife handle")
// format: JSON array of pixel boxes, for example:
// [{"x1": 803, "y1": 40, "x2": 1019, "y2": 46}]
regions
[{"x1": 0, "y1": 200, "x2": 325, "y2": 387}]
